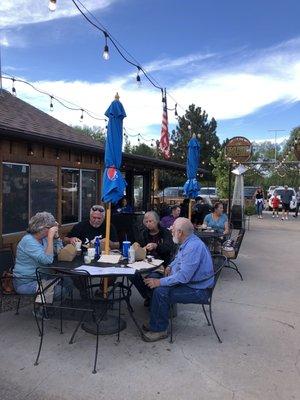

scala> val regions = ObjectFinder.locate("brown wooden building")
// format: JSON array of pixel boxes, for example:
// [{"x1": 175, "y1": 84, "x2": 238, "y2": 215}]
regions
[{"x1": 0, "y1": 90, "x2": 185, "y2": 249}]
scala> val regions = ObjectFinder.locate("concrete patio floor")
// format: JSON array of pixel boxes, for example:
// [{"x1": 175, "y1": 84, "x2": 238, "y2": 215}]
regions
[{"x1": 0, "y1": 213, "x2": 299, "y2": 400}]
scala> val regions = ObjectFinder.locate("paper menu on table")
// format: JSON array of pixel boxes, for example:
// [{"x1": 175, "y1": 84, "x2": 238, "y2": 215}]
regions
[
  {"x1": 149, "y1": 259, "x2": 164, "y2": 267},
  {"x1": 97, "y1": 254, "x2": 121, "y2": 264},
  {"x1": 74, "y1": 265, "x2": 135, "y2": 276},
  {"x1": 127, "y1": 259, "x2": 164, "y2": 271}
]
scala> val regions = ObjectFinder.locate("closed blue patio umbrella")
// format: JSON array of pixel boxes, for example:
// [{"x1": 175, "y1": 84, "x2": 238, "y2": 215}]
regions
[{"x1": 183, "y1": 134, "x2": 201, "y2": 219}]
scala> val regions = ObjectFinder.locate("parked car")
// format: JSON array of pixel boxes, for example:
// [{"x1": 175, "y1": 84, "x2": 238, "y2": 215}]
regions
[
  {"x1": 267, "y1": 186, "x2": 276, "y2": 199},
  {"x1": 244, "y1": 186, "x2": 257, "y2": 199},
  {"x1": 199, "y1": 187, "x2": 219, "y2": 202},
  {"x1": 268, "y1": 187, "x2": 296, "y2": 211},
  {"x1": 155, "y1": 186, "x2": 212, "y2": 207}
]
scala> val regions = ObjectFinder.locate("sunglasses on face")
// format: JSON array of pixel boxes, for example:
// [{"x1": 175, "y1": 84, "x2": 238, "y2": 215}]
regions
[{"x1": 91, "y1": 206, "x2": 105, "y2": 213}]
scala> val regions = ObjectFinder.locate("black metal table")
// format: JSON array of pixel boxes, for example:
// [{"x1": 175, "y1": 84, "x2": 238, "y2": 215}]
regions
[{"x1": 196, "y1": 230, "x2": 225, "y2": 253}]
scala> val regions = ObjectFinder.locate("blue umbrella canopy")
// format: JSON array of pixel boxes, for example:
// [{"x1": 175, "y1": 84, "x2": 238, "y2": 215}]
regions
[
  {"x1": 101, "y1": 95, "x2": 127, "y2": 204},
  {"x1": 183, "y1": 135, "x2": 201, "y2": 199}
]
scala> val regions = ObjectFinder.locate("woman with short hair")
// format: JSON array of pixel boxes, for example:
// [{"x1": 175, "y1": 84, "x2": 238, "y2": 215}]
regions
[{"x1": 13, "y1": 212, "x2": 67, "y2": 296}]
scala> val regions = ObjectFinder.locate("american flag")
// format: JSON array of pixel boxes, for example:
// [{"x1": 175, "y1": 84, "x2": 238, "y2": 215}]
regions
[{"x1": 160, "y1": 98, "x2": 170, "y2": 159}]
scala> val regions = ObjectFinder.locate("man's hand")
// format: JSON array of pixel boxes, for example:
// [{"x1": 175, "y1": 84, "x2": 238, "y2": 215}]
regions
[
  {"x1": 145, "y1": 243, "x2": 158, "y2": 252},
  {"x1": 164, "y1": 266, "x2": 171, "y2": 277},
  {"x1": 144, "y1": 278, "x2": 160, "y2": 289},
  {"x1": 69, "y1": 237, "x2": 80, "y2": 246}
]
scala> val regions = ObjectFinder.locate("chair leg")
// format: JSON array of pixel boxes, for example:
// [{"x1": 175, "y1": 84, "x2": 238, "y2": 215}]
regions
[
  {"x1": 15, "y1": 297, "x2": 21, "y2": 315},
  {"x1": 34, "y1": 315, "x2": 44, "y2": 366},
  {"x1": 202, "y1": 305, "x2": 211, "y2": 326},
  {"x1": 209, "y1": 304, "x2": 222, "y2": 343},
  {"x1": 125, "y1": 297, "x2": 144, "y2": 338},
  {"x1": 33, "y1": 303, "x2": 42, "y2": 337},
  {"x1": 169, "y1": 305, "x2": 174, "y2": 343},
  {"x1": 92, "y1": 322, "x2": 100, "y2": 374},
  {"x1": 117, "y1": 289, "x2": 121, "y2": 342},
  {"x1": 228, "y1": 260, "x2": 243, "y2": 281},
  {"x1": 69, "y1": 311, "x2": 86, "y2": 344}
]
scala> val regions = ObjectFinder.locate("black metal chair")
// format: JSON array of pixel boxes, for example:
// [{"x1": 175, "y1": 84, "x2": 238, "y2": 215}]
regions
[
  {"x1": 169, "y1": 254, "x2": 226, "y2": 343},
  {"x1": 34, "y1": 267, "x2": 139, "y2": 374},
  {"x1": 224, "y1": 228, "x2": 245, "y2": 281},
  {"x1": 0, "y1": 247, "x2": 33, "y2": 314}
]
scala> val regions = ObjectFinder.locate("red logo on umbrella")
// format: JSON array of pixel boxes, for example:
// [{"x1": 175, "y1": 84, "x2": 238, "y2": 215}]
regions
[{"x1": 107, "y1": 167, "x2": 117, "y2": 181}]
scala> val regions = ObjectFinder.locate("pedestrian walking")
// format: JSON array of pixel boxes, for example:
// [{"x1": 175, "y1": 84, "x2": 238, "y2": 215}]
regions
[
  {"x1": 293, "y1": 187, "x2": 300, "y2": 218},
  {"x1": 281, "y1": 185, "x2": 293, "y2": 220},
  {"x1": 253, "y1": 187, "x2": 265, "y2": 219},
  {"x1": 271, "y1": 192, "x2": 280, "y2": 218}
]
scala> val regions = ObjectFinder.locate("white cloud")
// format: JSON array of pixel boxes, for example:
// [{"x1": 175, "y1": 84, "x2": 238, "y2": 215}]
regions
[
  {"x1": 2, "y1": 37, "x2": 300, "y2": 143},
  {"x1": 0, "y1": 0, "x2": 116, "y2": 28}
]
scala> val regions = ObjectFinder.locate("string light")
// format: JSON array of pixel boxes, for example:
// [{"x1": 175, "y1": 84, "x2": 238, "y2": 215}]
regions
[
  {"x1": 136, "y1": 67, "x2": 141, "y2": 86},
  {"x1": 48, "y1": 0, "x2": 57, "y2": 12},
  {"x1": 80, "y1": 109, "x2": 84, "y2": 122},
  {"x1": 49, "y1": 96, "x2": 54, "y2": 112},
  {"x1": 11, "y1": 78, "x2": 16, "y2": 96},
  {"x1": 102, "y1": 32, "x2": 110, "y2": 61}
]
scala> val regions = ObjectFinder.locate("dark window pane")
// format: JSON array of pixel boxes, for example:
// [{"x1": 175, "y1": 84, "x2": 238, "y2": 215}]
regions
[
  {"x1": 133, "y1": 175, "x2": 143, "y2": 210},
  {"x1": 81, "y1": 170, "x2": 97, "y2": 220},
  {"x1": 31, "y1": 165, "x2": 57, "y2": 218},
  {"x1": 61, "y1": 168, "x2": 79, "y2": 224},
  {"x1": 2, "y1": 163, "x2": 29, "y2": 234}
]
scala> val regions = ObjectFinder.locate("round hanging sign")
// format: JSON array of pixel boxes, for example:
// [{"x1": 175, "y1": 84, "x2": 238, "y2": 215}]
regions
[{"x1": 225, "y1": 136, "x2": 252, "y2": 163}]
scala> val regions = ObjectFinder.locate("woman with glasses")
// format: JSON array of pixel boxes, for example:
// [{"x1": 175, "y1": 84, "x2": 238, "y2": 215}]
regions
[
  {"x1": 63, "y1": 205, "x2": 119, "y2": 250},
  {"x1": 13, "y1": 212, "x2": 69, "y2": 297}
]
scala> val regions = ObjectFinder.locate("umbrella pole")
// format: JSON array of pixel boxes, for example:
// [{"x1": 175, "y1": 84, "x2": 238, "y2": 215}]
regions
[
  {"x1": 188, "y1": 199, "x2": 192, "y2": 220},
  {"x1": 103, "y1": 202, "x2": 112, "y2": 298}
]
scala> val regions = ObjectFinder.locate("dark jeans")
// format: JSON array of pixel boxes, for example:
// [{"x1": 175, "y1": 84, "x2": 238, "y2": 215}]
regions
[
  {"x1": 130, "y1": 271, "x2": 163, "y2": 299},
  {"x1": 256, "y1": 201, "x2": 264, "y2": 216},
  {"x1": 149, "y1": 285, "x2": 210, "y2": 332},
  {"x1": 295, "y1": 203, "x2": 300, "y2": 217}
]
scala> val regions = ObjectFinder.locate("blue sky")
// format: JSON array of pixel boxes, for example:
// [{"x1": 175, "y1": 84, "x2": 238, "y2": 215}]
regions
[{"x1": 1, "y1": 0, "x2": 300, "y2": 145}]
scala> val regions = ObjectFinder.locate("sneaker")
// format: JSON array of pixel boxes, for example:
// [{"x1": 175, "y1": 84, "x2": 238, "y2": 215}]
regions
[
  {"x1": 276, "y1": 215, "x2": 279, "y2": 218},
  {"x1": 272, "y1": 215, "x2": 275, "y2": 218},
  {"x1": 285, "y1": 217, "x2": 288, "y2": 220},
  {"x1": 142, "y1": 330, "x2": 168, "y2": 342}
]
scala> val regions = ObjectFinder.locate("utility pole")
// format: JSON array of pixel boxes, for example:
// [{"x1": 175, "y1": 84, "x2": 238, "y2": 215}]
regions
[
  {"x1": 268, "y1": 129, "x2": 286, "y2": 162},
  {"x1": 0, "y1": 42, "x2": 3, "y2": 95}
]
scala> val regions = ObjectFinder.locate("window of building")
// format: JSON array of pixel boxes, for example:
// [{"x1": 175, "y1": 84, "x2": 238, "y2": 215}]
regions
[
  {"x1": 133, "y1": 175, "x2": 144, "y2": 211},
  {"x1": 61, "y1": 168, "x2": 80, "y2": 224},
  {"x1": 81, "y1": 170, "x2": 97, "y2": 220},
  {"x1": 2, "y1": 163, "x2": 29, "y2": 234},
  {"x1": 31, "y1": 165, "x2": 57, "y2": 218}
]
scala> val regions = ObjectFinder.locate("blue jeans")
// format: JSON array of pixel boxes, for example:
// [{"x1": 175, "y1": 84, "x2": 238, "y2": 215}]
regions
[
  {"x1": 13, "y1": 277, "x2": 73, "y2": 301},
  {"x1": 256, "y1": 201, "x2": 264, "y2": 216},
  {"x1": 149, "y1": 285, "x2": 211, "y2": 332}
]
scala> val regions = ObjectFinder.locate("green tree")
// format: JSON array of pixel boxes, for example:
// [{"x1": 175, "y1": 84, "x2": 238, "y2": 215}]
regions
[
  {"x1": 170, "y1": 104, "x2": 220, "y2": 173},
  {"x1": 72, "y1": 125, "x2": 106, "y2": 144},
  {"x1": 211, "y1": 147, "x2": 229, "y2": 198},
  {"x1": 130, "y1": 143, "x2": 156, "y2": 157}
]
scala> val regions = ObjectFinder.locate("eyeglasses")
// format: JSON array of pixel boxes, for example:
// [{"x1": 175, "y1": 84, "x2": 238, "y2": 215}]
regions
[{"x1": 91, "y1": 205, "x2": 105, "y2": 213}]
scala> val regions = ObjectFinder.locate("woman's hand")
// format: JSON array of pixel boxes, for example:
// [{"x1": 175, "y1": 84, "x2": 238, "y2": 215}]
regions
[{"x1": 48, "y1": 226, "x2": 58, "y2": 239}]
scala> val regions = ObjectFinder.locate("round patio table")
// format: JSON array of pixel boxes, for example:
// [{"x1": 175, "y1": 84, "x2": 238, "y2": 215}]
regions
[{"x1": 196, "y1": 230, "x2": 225, "y2": 253}]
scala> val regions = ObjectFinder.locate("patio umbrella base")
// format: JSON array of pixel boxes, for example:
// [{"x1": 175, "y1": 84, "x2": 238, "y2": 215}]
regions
[{"x1": 82, "y1": 314, "x2": 126, "y2": 335}]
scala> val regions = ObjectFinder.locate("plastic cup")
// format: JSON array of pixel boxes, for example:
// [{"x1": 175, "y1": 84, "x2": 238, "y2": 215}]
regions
[
  {"x1": 84, "y1": 255, "x2": 91, "y2": 264},
  {"x1": 87, "y1": 248, "x2": 95, "y2": 259},
  {"x1": 122, "y1": 241, "x2": 131, "y2": 258}
]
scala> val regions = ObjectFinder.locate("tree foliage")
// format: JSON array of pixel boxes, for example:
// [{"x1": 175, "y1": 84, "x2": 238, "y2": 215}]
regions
[{"x1": 72, "y1": 125, "x2": 106, "y2": 144}]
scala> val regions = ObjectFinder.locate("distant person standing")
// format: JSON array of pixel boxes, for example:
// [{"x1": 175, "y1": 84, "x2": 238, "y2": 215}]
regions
[
  {"x1": 293, "y1": 187, "x2": 300, "y2": 218},
  {"x1": 271, "y1": 192, "x2": 280, "y2": 218},
  {"x1": 253, "y1": 187, "x2": 265, "y2": 219},
  {"x1": 281, "y1": 185, "x2": 293, "y2": 220}
]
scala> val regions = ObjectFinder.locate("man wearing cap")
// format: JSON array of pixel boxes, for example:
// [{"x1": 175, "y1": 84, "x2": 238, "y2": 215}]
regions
[
  {"x1": 63, "y1": 205, "x2": 119, "y2": 249},
  {"x1": 281, "y1": 186, "x2": 293, "y2": 221}
]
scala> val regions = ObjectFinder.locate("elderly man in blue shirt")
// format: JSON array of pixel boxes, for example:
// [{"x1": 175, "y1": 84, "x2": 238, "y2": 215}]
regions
[{"x1": 143, "y1": 217, "x2": 214, "y2": 342}]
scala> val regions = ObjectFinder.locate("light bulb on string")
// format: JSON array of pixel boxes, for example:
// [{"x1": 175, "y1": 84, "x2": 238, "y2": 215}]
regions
[
  {"x1": 206, "y1": 140, "x2": 209, "y2": 145},
  {"x1": 49, "y1": 96, "x2": 54, "y2": 112},
  {"x1": 12, "y1": 78, "x2": 16, "y2": 96},
  {"x1": 136, "y1": 67, "x2": 141, "y2": 86},
  {"x1": 102, "y1": 32, "x2": 110, "y2": 60},
  {"x1": 80, "y1": 109, "x2": 84, "y2": 123},
  {"x1": 188, "y1": 124, "x2": 192, "y2": 131},
  {"x1": 48, "y1": 0, "x2": 57, "y2": 12}
]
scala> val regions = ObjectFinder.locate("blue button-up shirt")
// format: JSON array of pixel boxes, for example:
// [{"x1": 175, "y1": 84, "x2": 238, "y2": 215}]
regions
[{"x1": 159, "y1": 234, "x2": 214, "y2": 289}]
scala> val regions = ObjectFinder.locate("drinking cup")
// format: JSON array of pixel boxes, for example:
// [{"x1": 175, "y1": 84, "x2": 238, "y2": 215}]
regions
[
  {"x1": 87, "y1": 248, "x2": 96, "y2": 259},
  {"x1": 122, "y1": 241, "x2": 131, "y2": 258}
]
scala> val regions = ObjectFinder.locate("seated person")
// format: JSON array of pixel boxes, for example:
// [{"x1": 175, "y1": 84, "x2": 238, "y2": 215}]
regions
[
  {"x1": 142, "y1": 217, "x2": 214, "y2": 342},
  {"x1": 203, "y1": 201, "x2": 229, "y2": 235},
  {"x1": 180, "y1": 198, "x2": 190, "y2": 218},
  {"x1": 192, "y1": 196, "x2": 211, "y2": 225},
  {"x1": 13, "y1": 212, "x2": 71, "y2": 299},
  {"x1": 64, "y1": 205, "x2": 119, "y2": 250},
  {"x1": 116, "y1": 197, "x2": 134, "y2": 213},
  {"x1": 160, "y1": 205, "x2": 181, "y2": 229},
  {"x1": 130, "y1": 211, "x2": 175, "y2": 304}
]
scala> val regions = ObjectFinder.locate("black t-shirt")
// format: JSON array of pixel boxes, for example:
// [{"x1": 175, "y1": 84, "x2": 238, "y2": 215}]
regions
[{"x1": 66, "y1": 220, "x2": 119, "y2": 244}]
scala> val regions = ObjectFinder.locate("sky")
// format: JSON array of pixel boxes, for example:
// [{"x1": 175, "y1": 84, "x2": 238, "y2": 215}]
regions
[{"x1": 1, "y1": 0, "x2": 300, "y2": 145}]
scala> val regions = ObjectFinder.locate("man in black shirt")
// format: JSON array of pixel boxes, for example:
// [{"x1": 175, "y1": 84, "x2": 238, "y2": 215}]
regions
[{"x1": 63, "y1": 205, "x2": 119, "y2": 250}]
